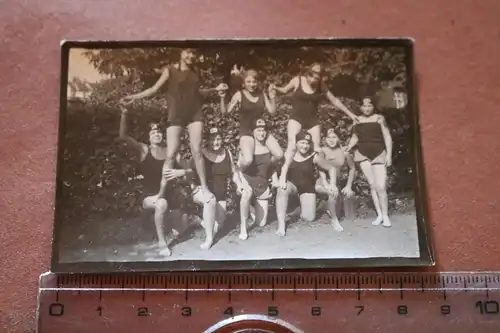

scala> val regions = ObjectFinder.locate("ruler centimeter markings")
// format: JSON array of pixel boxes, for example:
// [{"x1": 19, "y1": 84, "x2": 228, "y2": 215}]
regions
[{"x1": 38, "y1": 272, "x2": 500, "y2": 333}]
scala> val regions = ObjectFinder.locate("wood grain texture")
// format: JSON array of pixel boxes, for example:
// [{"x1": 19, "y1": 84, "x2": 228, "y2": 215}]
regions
[{"x1": 1, "y1": 0, "x2": 499, "y2": 331}]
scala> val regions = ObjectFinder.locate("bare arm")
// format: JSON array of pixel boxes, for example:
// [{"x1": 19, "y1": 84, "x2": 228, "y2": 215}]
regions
[
  {"x1": 274, "y1": 76, "x2": 299, "y2": 94},
  {"x1": 264, "y1": 91, "x2": 277, "y2": 114},
  {"x1": 226, "y1": 149, "x2": 244, "y2": 187},
  {"x1": 324, "y1": 89, "x2": 358, "y2": 122},
  {"x1": 118, "y1": 108, "x2": 147, "y2": 154},
  {"x1": 379, "y1": 115, "x2": 393, "y2": 158},
  {"x1": 318, "y1": 170, "x2": 329, "y2": 187},
  {"x1": 128, "y1": 67, "x2": 169, "y2": 100},
  {"x1": 345, "y1": 133, "x2": 359, "y2": 153},
  {"x1": 344, "y1": 152, "x2": 355, "y2": 189},
  {"x1": 222, "y1": 92, "x2": 241, "y2": 114}
]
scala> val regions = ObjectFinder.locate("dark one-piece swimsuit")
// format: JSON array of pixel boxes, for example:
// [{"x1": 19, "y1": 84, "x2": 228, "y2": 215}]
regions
[
  {"x1": 239, "y1": 90, "x2": 266, "y2": 137},
  {"x1": 202, "y1": 150, "x2": 232, "y2": 201},
  {"x1": 290, "y1": 77, "x2": 327, "y2": 130},
  {"x1": 243, "y1": 152, "x2": 273, "y2": 198},
  {"x1": 353, "y1": 122, "x2": 386, "y2": 164},
  {"x1": 165, "y1": 65, "x2": 204, "y2": 127},
  {"x1": 287, "y1": 152, "x2": 317, "y2": 195}
]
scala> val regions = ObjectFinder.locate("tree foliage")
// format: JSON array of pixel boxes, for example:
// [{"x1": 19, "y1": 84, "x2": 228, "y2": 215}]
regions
[{"x1": 60, "y1": 46, "x2": 415, "y2": 223}]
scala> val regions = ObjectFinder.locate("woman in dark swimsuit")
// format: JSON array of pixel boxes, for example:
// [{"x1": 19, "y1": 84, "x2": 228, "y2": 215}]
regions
[
  {"x1": 120, "y1": 48, "x2": 228, "y2": 203},
  {"x1": 221, "y1": 68, "x2": 283, "y2": 171},
  {"x1": 272, "y1": 62, "x2": 357, "y2": 190},
  {"x1": 275, "y1": 131, "x2": 335, "y2": 236},
  {"x1": 236, "y1": 118, "x2": 279, "y2": 240},
  {"x1": 345, "y1": 97, "x2": 393, "y2": 227},
  {"x1": 315, "y1": 128, "x2": 356, "y2": 232},
  {"x1": 118, "y1": 106, "x2": 173, "y2": 256},
  {"x1": 164, "y1": 127, "x2": 245, "y2": 250}
]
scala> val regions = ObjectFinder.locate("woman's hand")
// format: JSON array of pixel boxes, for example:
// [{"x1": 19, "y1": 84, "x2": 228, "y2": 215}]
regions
[
  {"x1": 162, "y1": 169, "x2": 186, "y2": 181},
  {"x1": 385, "y1": 154, "x2": 392, "y2": 167},
  {"x1": 327, "y1": 184, "x2": 339, "y2": 198},
  {"x1": 277, "y1": 175, "x2": 287, "y2": 190},
  {"x1": 215, "y1": 83, "x2": 229, "y2": 92},
  {"x1": 119, "y1": 96, "x2": 135, "y2": 106},
  {"x1": 341, "y1": 186, "x2": 354, "y2": 198}
]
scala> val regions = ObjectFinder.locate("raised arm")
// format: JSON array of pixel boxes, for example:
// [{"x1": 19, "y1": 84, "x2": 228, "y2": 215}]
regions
[
  {"x1": 118, "y1": 107, "x2": 147, "y2": 156},
  {"x1": 122, "y1": 67, "x2": 169, "y2": 102},
  {"x1": 222, "y1": 91, "x2": 241, "y2": 114},
  {"x1": 323, "y1": 87, "x2": 358, "y2": 123},
  {"x1": 274, "y1": 76, "x2": 299, "y2": 95},
  {"x1": 379, "y1": 115, "x2": 393, "y2": 165},
  {"x1": 264, "y1": 87, "x2": 277, "y2": 114}
]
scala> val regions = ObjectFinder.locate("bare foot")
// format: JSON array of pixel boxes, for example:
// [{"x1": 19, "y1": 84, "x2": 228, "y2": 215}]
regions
[
  {"x1": 276, "y1": 229, "x2": 286, "y2": 237},
  {"x1": 382, "y1": 215, "x2": 392, "y2": 228},
  {"x1": 259, "y1": 220, "x2": 267, "y2": 227},
  {"x1": 200, "y1": 239, "x2": 213, "y2": 250},
  {"x1": 158, "y1": 246, "x2": 172, "y2": 256},
  {"x1": 372, "y1": 215, "x2": 383, "y2": 226},
  {"x1": 239, "y1": 231, "x2": 248, "y2": 240},
  {"x1": 331, "y1": 218, "x2": 344, "y2": 232}
]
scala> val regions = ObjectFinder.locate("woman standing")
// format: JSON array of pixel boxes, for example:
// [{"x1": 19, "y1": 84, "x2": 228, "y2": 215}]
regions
[
  {"x1": 120, "y1": 48, "x2": 228, "y2": 203},
  {"x1": 164, "y1": 127, "x2": 246, "y2": 250},
  {"x1": 221, "y1": 68, "x2": 283, "y2": 171},
  {"x1": 272, "y1": 63, "x2": 357, "y2": 189},
  {"x1": 237, "y1": 118, "x2": 280, "y2": 240},
  {"x1": 314, "y1": 128, "x2": 356, "y2": 232},
  {"x1": 275, "y1": 131, "x2": 336, "y2": 236},
  {"x1": 345, "y1": 97, "x2": 393, "y2": 227},
  {"x1": 117, "y1": 106, "x2": 172, "y2": 256}
]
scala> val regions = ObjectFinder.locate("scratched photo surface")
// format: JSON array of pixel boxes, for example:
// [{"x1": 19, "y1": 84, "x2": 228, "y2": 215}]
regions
[{"x1": 52, "y1": 40, "x2": 432, "y2": 271}]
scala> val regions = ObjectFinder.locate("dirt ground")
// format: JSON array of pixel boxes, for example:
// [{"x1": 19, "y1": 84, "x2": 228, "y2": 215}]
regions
[{"x1": 59, "y1": 209, "x2": 420, "y2": 263}]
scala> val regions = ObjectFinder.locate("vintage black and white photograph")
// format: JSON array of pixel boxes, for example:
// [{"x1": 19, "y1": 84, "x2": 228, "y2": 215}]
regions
[{"x1": 52, "y1": 39, "x2": 433, "y2": 272}]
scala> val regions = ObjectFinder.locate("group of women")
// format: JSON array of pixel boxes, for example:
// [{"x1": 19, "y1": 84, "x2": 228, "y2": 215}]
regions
[{"x1": 118, "y1": 48, "x2": 393, "y2": 256}]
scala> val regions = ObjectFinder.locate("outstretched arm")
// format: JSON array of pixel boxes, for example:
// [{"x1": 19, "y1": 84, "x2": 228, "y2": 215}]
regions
[
  {"x1": 324, "y1": 89, "x2": 358, "y2": 122},
  {"x1": 124, "y1": 67, "x2": 169, "y2": 101},
  {"x1": 274, "y1": 76, "x2": 299, "y2": 94},
  {"x1": 199, "y1": 83, "x2": 229, "y2": 99},
  {"x1": 221, "y1": 91, "x2": 241, "y2": 114},
  {"x1": 118, "y1": 107, "x2": 147, "y2": 155}
]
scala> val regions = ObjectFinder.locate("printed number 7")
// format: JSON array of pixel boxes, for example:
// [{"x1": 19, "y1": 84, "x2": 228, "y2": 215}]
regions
[{"x1": 355, "y1": 306, "x2": 364, "y2": 315}]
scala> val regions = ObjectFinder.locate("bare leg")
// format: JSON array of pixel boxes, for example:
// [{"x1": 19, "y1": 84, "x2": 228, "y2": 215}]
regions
[
  {"x1": 214, "y1": 200, "x2": 227, "y2": 234},
  {"x1": 142, "y1": 196, "x2": 170, "y2": 250},
  {"x1": 238, "y1": 136, "x2": 256, "y2": 171},
  {"x1": 373, "y1": 164, "x2": 391, "y2": 227},
  {"x1": 255, "y1": 198, "x2": 269, "y2": 228},
  {"x1": 161, "y1": 126, "x2": 183, "y2": 188},
  {"x1": 265, "y1": 134, "x2": 284, "y2": 161},
  {"x1": 359, "y1": 161, "x2": 383, "y2": 225},
  {"x1": 239, "y1": 188, "x2": 253, "y2": 240},
  {"x1": 187, "y1": 121, "x2": 212, "y2": 201},
  {"x1": 315, "y1": 182, "x2": 343, "y2": 232},
  {"x1": 276, "y1": 181, "x2": 297, "y2": 236},
  {"x1": 280, "y1": 120, "x2": 301, "y2": 186},
  {"x1": 307, "y1": 125, "x2": 322, "y2": 153},
  {"x1": 299, "y1": 193, "x2": 316, "y2": 222},
  {"x1": 193, "y1": 189, "x2": 217, "y2": 250}
]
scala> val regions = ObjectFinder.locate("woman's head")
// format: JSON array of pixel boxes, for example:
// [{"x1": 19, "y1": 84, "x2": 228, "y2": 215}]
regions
[
  {"x1": 295, "y1": 131, "x2": 312, "y2": 155},
  {"x1": 207, "y1": 127, "x2": 223, "y2": 151},
  {"x1": 306, "y1": 62, "x2": 323, "y2": 84},
  {"x1": 179, "y1": 48, "x2": 196, "y2": 65},
  {"x1": 148, "y1": 123, "x2": 163, "y2": 145},
  {"x1": 325, "y1": 128, "x2": 340, "y2": 149},
  {"x1": 360, "y1": 97, "x2": 375, "y2": 116},
  {"x1": 252, "y1": 118, "x2": 267, "y2": 142},
  {"x1": 242, "y1": 69, "x2": 259, "y2": 93}
]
